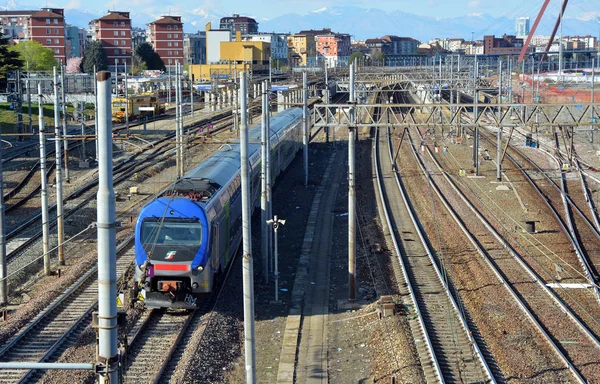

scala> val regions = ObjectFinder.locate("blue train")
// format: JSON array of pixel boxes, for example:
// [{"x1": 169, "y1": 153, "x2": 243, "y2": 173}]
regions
[{"x1": 134, "y1": 108, "x2": 304, "y2": 308}]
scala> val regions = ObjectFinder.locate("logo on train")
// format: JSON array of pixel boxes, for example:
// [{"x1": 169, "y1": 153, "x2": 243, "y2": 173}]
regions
[{"x1": 165, "y1": 251, "x2": 177, "y2": 260}]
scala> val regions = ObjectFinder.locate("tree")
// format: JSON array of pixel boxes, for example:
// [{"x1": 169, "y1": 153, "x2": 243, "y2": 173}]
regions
[
  {"x1": 8, "y1": 40, "x2": 56, "y2": 71},
  {"x1": 131, "y1": 53, "x2": 147, "y2": 75},
  {"x1": 349, "y1": 51, "x2": 364, "y2": 65},
  {"x1": 0, "y1": 31, "x2": 23, "y2": 87},
  {"x1": 372, "y1": 51, "x2": 386, "y2": 66},
  {"x1": 134, "y1": 42, "x2": 165, "y2": 71},
  {"x1": 82, "y1": 41, "x2": 108, "y2": 74},
  {"x1": 66, "y1": 57, "x2": 83, "y2": 73}
]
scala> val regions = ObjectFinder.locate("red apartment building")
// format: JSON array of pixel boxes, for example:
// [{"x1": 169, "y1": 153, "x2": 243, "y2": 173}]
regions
[
  {"x1": 0, "y1": 8, "x2": 66, "y2": 63},
  {"x1": 315, "y1": 30, "x2": 351, "y2": 60},
  {"x1": 91, "y1": 11, "x2": 132, "y2": 68},
  {"x1": 147, "y1": 16, "x2": 184, "y2": 68}
]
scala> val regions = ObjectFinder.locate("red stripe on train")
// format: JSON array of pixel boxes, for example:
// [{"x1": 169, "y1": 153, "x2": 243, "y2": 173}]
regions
[{"x1": 152, "y1": 264, "x2": 190, "y2": 271}]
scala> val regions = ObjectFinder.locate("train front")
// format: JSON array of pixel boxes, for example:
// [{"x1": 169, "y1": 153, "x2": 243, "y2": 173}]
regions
[{"x1": 134, "y1": 197, "x2": 210, "y2": 308}]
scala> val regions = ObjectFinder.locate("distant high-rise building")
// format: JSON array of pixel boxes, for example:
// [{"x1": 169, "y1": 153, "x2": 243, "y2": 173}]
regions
[
  {"x1": 183, "y1": 32, "x2": 206, "y2": 65},
  {"x1": 219, "y1": 14, "x2": 258, "y2": 37},
  {"x1": 516, "y1": 17, "x2": 530, "y2": 38},
  {"x1": 131, "y1": 27, "x2": 147, "y2": 52}
]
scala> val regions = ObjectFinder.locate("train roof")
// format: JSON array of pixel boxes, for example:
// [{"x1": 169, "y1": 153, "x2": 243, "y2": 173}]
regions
[{"x1": 167, "y1": 108, "x2": 303, "y2": 200}]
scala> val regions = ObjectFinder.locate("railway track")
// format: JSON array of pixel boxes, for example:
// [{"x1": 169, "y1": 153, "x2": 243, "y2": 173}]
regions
[
  {"x1": 121, "y1": 250, "x2": 237, "y2": 384},
  {"x1": 121, "y1": 309, "x2": 197, "y2": 383},
  {"x1": 473, "y1": 127, "x2": 600, "y2": 309},
  {"x1": 373, "y1": 99, "x2": 493, "y2": 382},
  {"x1": 410, "y1": 122, "x2": 600, "y2": 382},
  {"x1": 0, "y1": 239, "x2": 135, "y2": 384}
]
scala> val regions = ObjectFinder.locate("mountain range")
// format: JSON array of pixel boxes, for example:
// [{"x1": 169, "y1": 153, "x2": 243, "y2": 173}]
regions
[{"x1": 2, "y1": 2, "x2": 599, "y2": 43}]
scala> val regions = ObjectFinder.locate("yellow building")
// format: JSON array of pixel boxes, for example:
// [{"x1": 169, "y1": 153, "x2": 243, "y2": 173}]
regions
[
  {"x1": 288, "y1": 33, "x2": 316, "y2": 67},
  {"x1": 189, "y1": 27, "x2": 271, "y2": 82}
]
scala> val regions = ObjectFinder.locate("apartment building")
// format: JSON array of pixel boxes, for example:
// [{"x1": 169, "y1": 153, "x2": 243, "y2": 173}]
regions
[
  {"x1": 91, "y1": 11, "x2": 132, "y2": 68},
  {"x1": 0, "y1": 8, "x2": 66, "y2": 62},
  {"x1": 147, "y1": 15, "x2": 184, "y2": 68}
]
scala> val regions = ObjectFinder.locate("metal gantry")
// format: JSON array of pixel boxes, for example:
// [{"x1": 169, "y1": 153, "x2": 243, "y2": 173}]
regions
[{"x1": 312, "y1": 102, "x2": 600, "y2": 129}]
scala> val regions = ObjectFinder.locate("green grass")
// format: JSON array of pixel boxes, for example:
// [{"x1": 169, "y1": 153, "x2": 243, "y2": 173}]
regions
[{"x1": 0, "y1": 102, "x2": 56, "y2": 134}]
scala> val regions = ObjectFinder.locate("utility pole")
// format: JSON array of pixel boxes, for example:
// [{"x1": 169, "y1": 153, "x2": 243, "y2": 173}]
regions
[
  {"x1": 53, "y1": 67, "x2": 65, "y2": 265},
  {"x1": 497, "y1": 61, "x2": 503, "y2": 182},
  {"x1": 60, "y1": 65, "x2": 70, "y2": 182},
  {"x1": 125, "y1": 62, "x2": 129, "y2": 136},
  {"x1": 95, "y1": 71, "x2": 119, "y2": 384},
  {"x1": 266, "y1": 85, "x2": 273, "y2": 274},
  {"x1": 94, "y1": 65, "x2": 99, "y2": 163},
  {"x1": 239, "y1": 71, "x2": 257, "y2": 384},
  {"x1": 591, "y1": 58, "x2": 596, "y2": 143},
  {"x1": 0, "y1": 117, "x2": 6, "y2": 305},
  {"x1": 167, "y1": 65, "x2": 171, "y2": 104},
  {"x1": 267, "y1": 216, "x2": 285, "y2": 302},
  {"x1": 38, "y1": 84, "x2": 50, "y2": 276},
  {"x1": 178, "y1": 62, "x2": 185, "y2": 177},
  {"x1": 175, "y1": 63, "x2": 182, "y2": 179},
  {"x1": 261, "y1": 81, "x2": 269, "y2": 284},
  {"x1": 16, "y1": 70, "x2": 23, "y2": 142},
  {"x1": 348, "y1": 64, "x2": 356, "y2": 301},
  {"x1": 27, "y1": 72, "x2": 32, "y2": 134},
  {"x1": 474, "y1": 58, "x2": 480, "y2": 175},
  {"x1": 190, "y1": 76, "x2": 194, "y2": 117},
  {"x1": 303, "y1": 71, "x2": 309, "y2": 186}
]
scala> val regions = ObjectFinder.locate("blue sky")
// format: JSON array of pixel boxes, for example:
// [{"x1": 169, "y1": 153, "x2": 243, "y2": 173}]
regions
[{"x1": 5, "y1": 0, "x2": 599, "y2": 21}]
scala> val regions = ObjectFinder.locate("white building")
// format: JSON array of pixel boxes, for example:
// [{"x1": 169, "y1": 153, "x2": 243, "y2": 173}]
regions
[
  {"x1": 247, "y1": 32, "x2": 289, "y2": 61},
  {"x1": 516, "y1": 17, "x2": 530, "y2": 38},
  {"x1": 205, "y1": 22, "x2": 231, "y2": 64}
]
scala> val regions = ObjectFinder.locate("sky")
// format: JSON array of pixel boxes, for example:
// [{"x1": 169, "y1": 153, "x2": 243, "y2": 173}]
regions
[{"x1": 4, "y1": 0, "x2": 599, "y2": 21}]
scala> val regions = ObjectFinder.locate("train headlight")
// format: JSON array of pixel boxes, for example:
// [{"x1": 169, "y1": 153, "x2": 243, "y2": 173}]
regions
[{"x1": 196, "y1": 265, "x2": 203, "y2": 272}]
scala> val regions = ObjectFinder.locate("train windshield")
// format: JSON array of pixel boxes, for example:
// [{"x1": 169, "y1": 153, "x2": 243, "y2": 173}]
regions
[{"x1": 141, "y1": 219, "x2": 202, "y2": 247}]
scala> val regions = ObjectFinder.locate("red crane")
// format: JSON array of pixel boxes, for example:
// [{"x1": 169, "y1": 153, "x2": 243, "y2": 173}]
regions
[{"x1": 517, "y1": 0, "x2": 570, "y2": 63}]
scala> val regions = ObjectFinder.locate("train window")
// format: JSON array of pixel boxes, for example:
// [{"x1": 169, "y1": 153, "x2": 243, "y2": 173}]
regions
[{"x1": 141, "y1": 219, "x2": 202, "y2": 247}]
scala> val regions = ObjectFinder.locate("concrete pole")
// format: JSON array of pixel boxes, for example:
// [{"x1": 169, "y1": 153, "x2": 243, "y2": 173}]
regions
[
  {"x1": 60, "y1": 65, "x2": 70, "y2": 182},
  {"x1": 175, "y1": 64, "x2": 182, "y2": 179},
  {"x1": 592, "y1": 59, "x2": 596, "y2": 143},
  {"x1": 266, "y1": 90, "x2": 273, "y2": 274},
  {"x1": 167, "y1": 66, "x2": 171, "y2": 104},
  {"x1": 497, "y1": 61, "x2": 503, "y2": 183},
  {"x1": 96, "y1": 71, "x2": 119, "y2": 384},
  {"x1": 190, "y1": 80, "x2": 194, "y2": 117},
  {"x1": 125, "y1": 62, "x2": 129, "y2": 136},
  {"x1": 38, "y1": 84, "x2": 50, "y2": 275},
  {"x1": 239, "y1": 71, "x2": 257, "y2": 384},
  {"x1": 0, "y1": 115, "x2": 6, "y2": 304},
  {"x1": 474, "y1": 60, "x2": 480, "y2": 175},
  {"x1": 261, "y1": 83, "x2": 269, "y2": 284},
  {"x1": 53, "y1": 67, "x2": 65, "y2": 265},
  {"x1": 94, "y1": 66, "x2": 99, "y2": 163},
  {"x1": 348, "y1": 64, "x2": 356, "y2": 301},
  {"x1": 303, "y1": 72, "x2": 309, "y2": 186},
  {"x1": 178, "y1": 63, "x2": 184, "y2": 177}
]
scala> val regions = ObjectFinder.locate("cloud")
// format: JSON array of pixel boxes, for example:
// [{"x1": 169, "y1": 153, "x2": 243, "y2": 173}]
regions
[
  {"x1": 468, "y1": 13, "x2": 482, "y2": 17},
  {"x1": 468, "y1": 0, "x2": 481, "y2": 7},
  {"x1": 190, "y1": 8, "x2": 209, "y2": 17},
  {"x1": 570, "y1": 11, "x2": 600, "y2": 21},
  {"x1": 312, "y1": 7, "x2": 328, "y2": 13}
]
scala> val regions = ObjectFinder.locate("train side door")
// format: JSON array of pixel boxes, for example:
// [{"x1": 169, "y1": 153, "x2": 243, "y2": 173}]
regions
[{"x1": 211, "y1": 223, "x2": 220, "y2": 271}]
